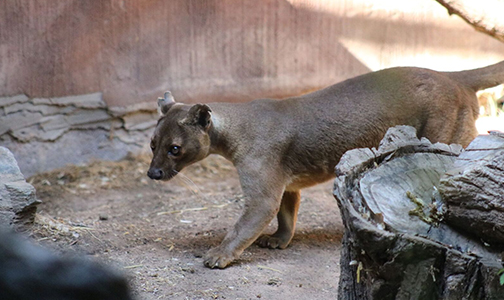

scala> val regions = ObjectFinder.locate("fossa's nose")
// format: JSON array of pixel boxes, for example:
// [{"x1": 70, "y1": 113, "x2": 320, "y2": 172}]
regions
[{"x1": 147, "y1": 168, "x2": 164, "y2": 180}]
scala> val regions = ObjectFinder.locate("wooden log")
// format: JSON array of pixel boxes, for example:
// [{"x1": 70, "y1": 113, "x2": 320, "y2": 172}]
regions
[
  {"x1": 439, "y1": 132, "x2": 504, "y2": 245},
  {"x1": 334, "y1": 126, "x2": 503, "y2": 300}
]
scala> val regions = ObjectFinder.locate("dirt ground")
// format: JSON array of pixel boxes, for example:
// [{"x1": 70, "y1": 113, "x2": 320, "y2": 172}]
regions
[{"x1": 28, "y1": 154, "x2": 344, "y2": 300}]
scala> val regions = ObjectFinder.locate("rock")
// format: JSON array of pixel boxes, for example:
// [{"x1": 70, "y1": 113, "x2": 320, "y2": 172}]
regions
[
  {"x1": 0, "y1": 111, "x2": 43, "y2": 136},
  {"x1": 31, "y1": 98, "x2": 52, "y2": 105},
  {"x1": 122, "y1": 111, "x2": 158, "y2": 131},
  {"x1": 40, "y1": 115, "x2": 69, "y2": 131},
  {"x1": 3, "y1": 102, "x2": 28, "y2": 114},
  {"x1": 113, "y1": 129, "x2": 150, "y2": 146},
  {"x1": 49, "y1": 92, "x2": 106, "y2": 108},
  {"x1": 0, "y1": 147, "x2": 40, "y2": 229},
  {"x1": 65, "y1": 109, "x2": 112, "y2": 126},
  {"x1": 0, "y1": 94, "x2": 29, "y2": 107},
  {"x1": 0, "y1": 230, "x2": 132, "y2": 300},
  {"x1": 108, "y1": 102, "x2": 157, "y2": 117},
  {"x1": 0, "y1": 93, "x2": 156, "y2": 176},
  {"x1": 267, "y1": 277, "x2": 282, "y2": 286}
]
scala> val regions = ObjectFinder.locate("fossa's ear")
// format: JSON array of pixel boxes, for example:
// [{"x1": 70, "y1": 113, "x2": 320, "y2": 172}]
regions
[
  {"x1": 181, "y1": 104, "x2": 212, "y2": 130},
  {"x1": 157, "y1": 91, "x2": 176, "y2": 116}
]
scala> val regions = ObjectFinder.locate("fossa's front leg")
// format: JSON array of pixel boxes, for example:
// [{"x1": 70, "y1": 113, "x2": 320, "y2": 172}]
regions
[{"x1": 203, "y1": 166, "x2": 285, "y2": 269}]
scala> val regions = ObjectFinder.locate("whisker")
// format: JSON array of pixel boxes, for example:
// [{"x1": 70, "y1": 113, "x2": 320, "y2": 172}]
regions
[{"x1": 173, "y1": 171, "x2": 206, "y2": 199}]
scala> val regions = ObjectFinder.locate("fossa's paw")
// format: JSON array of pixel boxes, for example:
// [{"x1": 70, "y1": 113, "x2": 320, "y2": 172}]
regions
[
  {"x1": 256, "y1": 234, "x2": 290, "y2": 249},
  {"x1": 203, "y1": 247, "x2": 235, "y2": 269}
]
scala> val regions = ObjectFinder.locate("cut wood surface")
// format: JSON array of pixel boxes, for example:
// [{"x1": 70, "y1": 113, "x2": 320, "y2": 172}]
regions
[{"x1": 334, "y1": 126, "x2": 503, "y2": 300}]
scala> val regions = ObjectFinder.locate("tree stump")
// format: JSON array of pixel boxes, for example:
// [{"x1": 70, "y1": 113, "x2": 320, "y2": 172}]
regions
[
  {"x1": 334, "y1": 126, "x2": 504, "y2": 300},
  {"x1": 439, "y1": 132, "x2": 504, "y2": 245}
]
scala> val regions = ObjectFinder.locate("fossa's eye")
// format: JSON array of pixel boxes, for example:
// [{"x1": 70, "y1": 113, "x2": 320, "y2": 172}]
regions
[
  {"x1": 150, "y1": 141, "x2": 155, "y2": 151},
  {"x1": 168, "y1": 145, "x2": 181, "y2": 156}
]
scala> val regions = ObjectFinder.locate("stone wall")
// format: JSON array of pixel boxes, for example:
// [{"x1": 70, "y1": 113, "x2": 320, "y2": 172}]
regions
[
  {"x1": 0, "y1": 93, "x2": 156, "y2": 144},
  {"x1": 0, "y1": 93, "x2": 156, "y2": 176}
]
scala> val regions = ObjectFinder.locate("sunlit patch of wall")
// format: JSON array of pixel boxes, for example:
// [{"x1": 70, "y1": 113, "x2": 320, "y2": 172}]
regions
[{"x1": 290, "y1": 0, "x2": 504, "y2": 71}]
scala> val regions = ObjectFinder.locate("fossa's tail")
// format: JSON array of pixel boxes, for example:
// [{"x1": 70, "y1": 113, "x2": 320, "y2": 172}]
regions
[{"x1": 443, "y1": 60, "x2": 504, "y2": 91}]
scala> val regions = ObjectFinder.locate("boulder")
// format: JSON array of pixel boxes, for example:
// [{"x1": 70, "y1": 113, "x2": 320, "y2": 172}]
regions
[{"x1": 0, "y1": 146, "x2": 40, "y2": 229}]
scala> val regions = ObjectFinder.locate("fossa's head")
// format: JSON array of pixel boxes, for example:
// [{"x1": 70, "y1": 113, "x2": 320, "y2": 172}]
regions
[{"x1": 147, "y1": 92, "x2": 212, "y2": 181}]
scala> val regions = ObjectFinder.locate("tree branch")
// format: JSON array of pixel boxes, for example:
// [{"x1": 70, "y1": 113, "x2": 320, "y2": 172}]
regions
[{"x1": 434, "y1": 0, "x2": 504, "y2": 43}]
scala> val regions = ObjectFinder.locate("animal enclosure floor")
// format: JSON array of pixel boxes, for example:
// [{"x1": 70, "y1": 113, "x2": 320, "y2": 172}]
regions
[{"x1": 28, "y1": 155, "x2": 344, "y2": 300}]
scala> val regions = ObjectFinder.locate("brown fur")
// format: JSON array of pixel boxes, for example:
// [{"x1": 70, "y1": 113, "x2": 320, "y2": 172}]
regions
[{"x1": 148, "y1": 61, "x2": 504, "y2": 268}]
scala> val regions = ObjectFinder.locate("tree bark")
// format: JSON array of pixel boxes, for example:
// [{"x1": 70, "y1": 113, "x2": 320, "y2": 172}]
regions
[
  {"x1": 439, "y1": 131, "x2": 504, "y2": 245},
  {"x1": 334, "y1": 126, "x2": 504, "y2": 300},
  {"x1": 434, "y1": 0, "x2": 504, "y2": 43}
]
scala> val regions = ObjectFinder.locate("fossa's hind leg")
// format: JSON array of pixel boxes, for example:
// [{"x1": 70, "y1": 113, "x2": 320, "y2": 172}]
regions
[
  {"x1": 256, "y1": 190, "x2": 300, "y2": 249},
  {"x1": 420, "y1": 90, "x2": 478, "y2": 147}
]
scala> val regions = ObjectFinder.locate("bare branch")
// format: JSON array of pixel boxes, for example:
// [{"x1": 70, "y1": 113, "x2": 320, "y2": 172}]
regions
[{"x1": 435, "y1": 0, "x2": 504, "y2": 43}]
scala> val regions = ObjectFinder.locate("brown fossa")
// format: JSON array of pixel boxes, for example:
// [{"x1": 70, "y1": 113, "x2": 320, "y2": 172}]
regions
[{"x1": 148, "y1": 61, "x2": 504, "y2": 268}]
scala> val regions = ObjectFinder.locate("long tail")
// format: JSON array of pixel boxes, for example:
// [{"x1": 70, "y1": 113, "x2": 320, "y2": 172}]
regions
[{"x1": 443, "y1": 60, "x2": 504, "y2": 91}]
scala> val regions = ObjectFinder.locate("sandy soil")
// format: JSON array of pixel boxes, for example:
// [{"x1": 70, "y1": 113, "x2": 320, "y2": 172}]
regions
[{"x1": 28, "y1": 155, "x2": 344, "y2": 300}]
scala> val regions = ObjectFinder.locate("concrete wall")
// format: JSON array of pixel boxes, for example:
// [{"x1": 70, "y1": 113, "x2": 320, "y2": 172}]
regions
[{"x1": 1, "y1": 0, "x2": 504, "y2": 176}]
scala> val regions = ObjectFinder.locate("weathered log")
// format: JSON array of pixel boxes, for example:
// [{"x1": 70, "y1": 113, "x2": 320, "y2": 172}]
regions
[
  {"x1": 334, "y1": 126, "x2": 503, "y2": 300},
  {"x1": 439, "y1": 132, "x2": 504, "y2": 245}
]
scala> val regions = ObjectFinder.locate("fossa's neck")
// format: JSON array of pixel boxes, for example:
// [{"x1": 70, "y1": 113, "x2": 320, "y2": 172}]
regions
[{"x1": 208, "y1": 111, "x2": 235, "y2": 161}]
